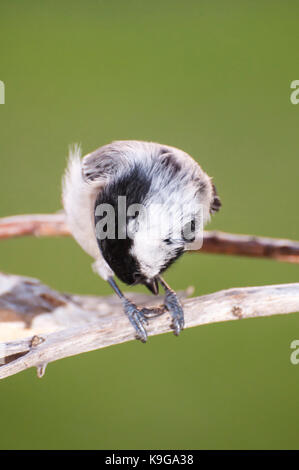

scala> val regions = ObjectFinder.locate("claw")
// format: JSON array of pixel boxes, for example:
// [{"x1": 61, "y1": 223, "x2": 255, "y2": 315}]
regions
[
  {"x1": 123, "y1": 299, "x2": 148, "y2": 342},
  {"x1": 164, "y1": 289, "x2": 185, "y2": 336},
  {"x1": 140, "y1": 306, "x2": 165, "y2": 318}
]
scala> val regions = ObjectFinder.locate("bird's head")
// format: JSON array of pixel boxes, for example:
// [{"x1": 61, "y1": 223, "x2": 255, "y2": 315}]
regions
[{"x1": 94, "y1": 157, "x2": 221, "y2": 294}]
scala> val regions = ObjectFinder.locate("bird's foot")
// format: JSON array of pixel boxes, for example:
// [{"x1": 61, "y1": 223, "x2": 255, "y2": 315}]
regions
[
  {"x1": 123, "y1": 299, "x2": 148, "y2": 343},
  {"x1": 164, "y1": 289, "x2": 185, "y2": 336}
]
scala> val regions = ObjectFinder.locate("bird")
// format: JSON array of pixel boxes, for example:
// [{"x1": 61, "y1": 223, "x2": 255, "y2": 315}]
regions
[{"x1": 62, "y1": 140, "x2": 221, "y2": 342}]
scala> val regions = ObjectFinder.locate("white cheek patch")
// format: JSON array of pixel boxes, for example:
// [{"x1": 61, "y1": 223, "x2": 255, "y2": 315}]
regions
[
  {"x1": 130, "y1": 235, "x2": 165, "y2": 279},
  {"x1": 129, "y1": 195, "x2": 204, "y2": 279}
]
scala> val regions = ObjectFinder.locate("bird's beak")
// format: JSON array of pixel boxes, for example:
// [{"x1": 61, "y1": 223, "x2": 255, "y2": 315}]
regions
[{"x1": 144, "y1": 278, "x2": 159, "y2": 295}]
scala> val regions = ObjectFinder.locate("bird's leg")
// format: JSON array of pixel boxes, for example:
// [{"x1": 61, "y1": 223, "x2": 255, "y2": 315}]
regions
[
  {"x1": 157, "y1": 276, "x2": 185, "y2": 336},
  {"x1": 107, "y1": 277, "x2": 148, "y2": 343}
]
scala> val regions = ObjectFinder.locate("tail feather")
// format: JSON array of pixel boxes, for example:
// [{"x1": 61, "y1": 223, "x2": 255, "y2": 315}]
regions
[{"x1": 62, "y1": 144, "x2": 102, "y2": 260}]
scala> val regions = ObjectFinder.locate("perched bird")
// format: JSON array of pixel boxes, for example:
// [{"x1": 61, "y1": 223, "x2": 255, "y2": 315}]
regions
[{"x1": 62, "y1": 140, "x2": 221, "y2": 342}]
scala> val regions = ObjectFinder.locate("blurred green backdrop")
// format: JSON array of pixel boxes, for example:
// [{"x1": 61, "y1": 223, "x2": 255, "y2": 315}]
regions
[{"x1": 1, "y1": 0, "x2": 299, "y2": 450}]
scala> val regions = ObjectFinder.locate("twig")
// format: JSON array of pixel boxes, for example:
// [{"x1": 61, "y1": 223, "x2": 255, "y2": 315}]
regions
[
  {"x1": 189, "y1": 231, "x2": 299, "y2": 264},
  {"x1": 1, "y1": 213, "x2": 299, "y2": 263},
  {"x1": 0, "y1": 272, "x2": 299, "y2": 379},
  {"x1": 0, "y1": 213, "x2": 69, "y2": 238}
]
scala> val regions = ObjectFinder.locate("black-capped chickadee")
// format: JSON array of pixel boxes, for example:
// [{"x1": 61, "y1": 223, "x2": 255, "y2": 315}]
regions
[{"x1": 62, "y1": 141, "x2": 221, "y2": 342}]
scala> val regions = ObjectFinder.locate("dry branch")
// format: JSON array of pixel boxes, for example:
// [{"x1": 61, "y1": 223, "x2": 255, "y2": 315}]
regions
[
  {"x1": 0, "y1": 213, "x2": 298, "y2": 380},
  {"x1": 0, "y1": 213, "x2": 69, "y2": 239},
  {"x1": 0, "y1": 272, "x2": 299, "y2": 380},
  {"x1": 1, "y1": 213, "x2": 299, "y2": 263}
]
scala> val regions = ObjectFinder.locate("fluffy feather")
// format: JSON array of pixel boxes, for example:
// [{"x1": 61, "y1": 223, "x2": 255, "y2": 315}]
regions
[
  {"x1": 62, "y1": 144, "x2": 113, "y2": 280},
  {"x1": 62, "y1": 140, "x2": 220, "y2": 283}
]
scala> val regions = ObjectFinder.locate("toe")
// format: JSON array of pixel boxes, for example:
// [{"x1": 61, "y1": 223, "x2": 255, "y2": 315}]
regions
[
  {"x1": 123, "y1": 299, "x2": 148, "y2": 342},
  {"x1": 164, "y1": 291, "x2": 185, "y2": 335}
]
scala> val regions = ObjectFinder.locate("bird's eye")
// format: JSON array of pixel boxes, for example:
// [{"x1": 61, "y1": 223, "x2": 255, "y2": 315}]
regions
[
  {"x1": 182, "y1": 219, "x2": 196, "y2": 242},
  {"x1": 163, "y1": 238, "x2": 172, "y2": 245}
]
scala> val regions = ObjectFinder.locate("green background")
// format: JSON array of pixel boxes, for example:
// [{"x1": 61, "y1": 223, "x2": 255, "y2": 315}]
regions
[{"x1": 0, "y1": 0, "x2": 299, "y2": 449}]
